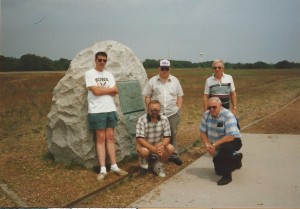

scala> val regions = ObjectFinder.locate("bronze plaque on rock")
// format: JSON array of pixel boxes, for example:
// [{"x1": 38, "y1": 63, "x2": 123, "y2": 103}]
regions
[{"x1": 117, "y1": 80, "x2": 145, "y2": 115}]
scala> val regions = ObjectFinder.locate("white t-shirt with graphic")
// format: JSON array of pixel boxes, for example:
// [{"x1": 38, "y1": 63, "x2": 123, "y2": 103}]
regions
[{"x1": 85, "y1": 68, "x2": 117, "y2": 113}]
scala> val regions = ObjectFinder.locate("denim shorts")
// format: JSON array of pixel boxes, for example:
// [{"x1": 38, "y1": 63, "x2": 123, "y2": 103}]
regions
[{"x1": 88, "y1": 111, "x2": 119, "y2": 130}]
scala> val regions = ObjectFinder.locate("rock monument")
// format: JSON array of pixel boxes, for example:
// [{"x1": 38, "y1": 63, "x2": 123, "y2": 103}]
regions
[{"x1": 46, "y1": 40, "x2": 148, "y2": 169}]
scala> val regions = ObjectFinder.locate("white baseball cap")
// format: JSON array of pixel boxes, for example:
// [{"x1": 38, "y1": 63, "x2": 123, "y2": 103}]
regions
[{"x1": 160, "y1": 59, "x2": 170, "y2": 67}]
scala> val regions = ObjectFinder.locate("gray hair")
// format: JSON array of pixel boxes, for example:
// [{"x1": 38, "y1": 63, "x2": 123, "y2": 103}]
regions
[
  {"x1": 212, "y1": 59, "x2": 224, "y2": 68},
  {"x1": 208, "y1": 97, "x2": 222, "y2": 104}
]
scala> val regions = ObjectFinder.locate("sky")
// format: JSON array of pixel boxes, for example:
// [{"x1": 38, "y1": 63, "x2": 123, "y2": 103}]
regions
[{"x1": 1, "y1": 0, "x2": 300, "y2": 63}]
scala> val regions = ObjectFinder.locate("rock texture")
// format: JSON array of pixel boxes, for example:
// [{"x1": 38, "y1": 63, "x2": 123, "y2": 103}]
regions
[{"x1": 46, "y1": 40, "x2": 148, "y2": 168}]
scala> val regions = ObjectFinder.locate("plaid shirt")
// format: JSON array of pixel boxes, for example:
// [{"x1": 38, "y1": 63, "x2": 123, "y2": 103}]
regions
[
  {"x1": 199, "y1": 107, "x2": 241, "y2": 142},
  {"x1": 136, "y1": 113, "x2": 171, "y2": 144}
]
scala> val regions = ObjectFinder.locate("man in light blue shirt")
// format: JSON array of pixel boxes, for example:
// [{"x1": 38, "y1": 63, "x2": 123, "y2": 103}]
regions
[{"x1": 199, "y1": 97, "x2": 242, "y2": 185}]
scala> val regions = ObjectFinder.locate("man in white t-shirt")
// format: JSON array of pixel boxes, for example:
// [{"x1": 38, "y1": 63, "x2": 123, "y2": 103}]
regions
[{"x1": 85, "y1": 51, "x2": 127, "y2": 181}]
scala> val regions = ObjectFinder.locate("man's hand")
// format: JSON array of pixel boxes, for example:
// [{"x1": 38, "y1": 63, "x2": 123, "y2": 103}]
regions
[
  {"x1": 155, "y1": 143, "x2": 166, "y2": 157},
  {"x1": 205, "y1": 143, "x2": 216, "y2": 156},
  {"x1": 231, "y1": 107, "x2": 237, "y2": 115},
  {"x1": 109, "y1": 86, "x2": 118, "y2": 96}
]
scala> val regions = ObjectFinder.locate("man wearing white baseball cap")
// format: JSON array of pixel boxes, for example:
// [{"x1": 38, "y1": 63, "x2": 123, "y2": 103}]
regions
[{"x1": 142, "y1": 59, "x2": 184, "y2": 166}]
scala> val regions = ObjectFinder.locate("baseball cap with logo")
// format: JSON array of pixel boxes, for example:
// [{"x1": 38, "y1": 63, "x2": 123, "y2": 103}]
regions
[{"x1": 160, "y1": 59, "x2": 170, "y2": 67}]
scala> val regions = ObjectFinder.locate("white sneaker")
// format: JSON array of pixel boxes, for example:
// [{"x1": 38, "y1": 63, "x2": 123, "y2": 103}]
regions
[
  {"x1": 153, "y1": 161, "x2": 166, "y2": 178},
  {"x1": 111, "y1": 168, "x2": 128, "y2": 176},
  {"x1": 139, "y1": 157, "x2": 149, "y2": 169},
  {"x1": 97, "y1": 172, "x2": 106, "y2": 181}
]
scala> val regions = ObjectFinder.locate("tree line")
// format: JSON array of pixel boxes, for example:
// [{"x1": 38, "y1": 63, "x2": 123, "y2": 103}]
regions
[
  {"x1": 143, "y1": 59, "x2": 300, "y2": 69},
  {"x1": 1, "y1": 54, "x2": 299, "y2": 72},
  {"x1": 0, "y1": 54, "x2": 71, "y2": 72}
]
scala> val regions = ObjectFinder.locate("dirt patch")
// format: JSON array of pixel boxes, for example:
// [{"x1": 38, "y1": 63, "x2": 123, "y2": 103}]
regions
[{"x1": 242, "y1": 97, "x2": 300, "y2": 134}]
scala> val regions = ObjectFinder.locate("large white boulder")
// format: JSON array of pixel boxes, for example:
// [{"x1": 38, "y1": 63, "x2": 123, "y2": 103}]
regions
[{"x1": 46, "y1": 40, "x2": 148, "y2": 168}]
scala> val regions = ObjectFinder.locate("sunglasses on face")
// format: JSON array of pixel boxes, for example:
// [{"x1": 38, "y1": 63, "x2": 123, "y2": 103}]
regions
[
  {"x1": 97, "y1": 59, "x2": 107, "y2": 63},
  {"x1": 213, "y1": 66, "x2": 222, "y2": 70},
  {"x1": 207, "y1": 106, "x2": 217, "y2": 110},
  {"x1": 160, "y1": 67, "x2": 169, "y2": 71},
  {"x1": 150, "y1": 108, "x2": 160, "y2": 112}
]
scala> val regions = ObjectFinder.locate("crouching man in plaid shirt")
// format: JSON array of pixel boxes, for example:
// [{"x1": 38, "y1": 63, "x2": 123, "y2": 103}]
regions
[{"x1": 136, "y1": 100, "x2": 174, "y2": 177}]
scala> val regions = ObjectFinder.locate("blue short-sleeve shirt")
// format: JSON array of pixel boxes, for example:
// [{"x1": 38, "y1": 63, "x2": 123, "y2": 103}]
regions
[{"x1": 199, "y1": 107, "x2": 241, "y2": 142}]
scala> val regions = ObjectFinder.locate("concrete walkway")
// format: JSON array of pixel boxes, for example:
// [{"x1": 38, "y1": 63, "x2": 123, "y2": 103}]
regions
[{"x1": 130, "y1": 133, "x2": 300, "y2": 208}]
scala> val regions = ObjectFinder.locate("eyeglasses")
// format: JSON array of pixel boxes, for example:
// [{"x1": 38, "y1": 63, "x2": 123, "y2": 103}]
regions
[
  {"x1": 207, "y1": 106, "x2": 217, "y2": 110},
  {"x1": 150, "y1": 109, "x2": 160, "y2": 112},
  {"x1": 97, "y1": 59, "x2": 107, "y2": 63},
  {"x1": 160, "y1": 67, "x2": 169, "y2": 71},
  {"x1": 213, "y1": 66, "x2": 222, "y2": 70}
]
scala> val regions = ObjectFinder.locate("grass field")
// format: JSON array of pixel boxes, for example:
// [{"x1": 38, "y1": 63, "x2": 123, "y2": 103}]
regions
[
  {"x1": 0, "y1": 72, "x2": 64, "y2": 138},
  {"x1": 0, "y1": 68, "x2": 300, "y2": 207}
]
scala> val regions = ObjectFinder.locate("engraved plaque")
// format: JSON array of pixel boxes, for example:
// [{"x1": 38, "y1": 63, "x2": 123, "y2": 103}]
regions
[{"x1": 117, "y1": 80, "x2": 145, "y2": 115}]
